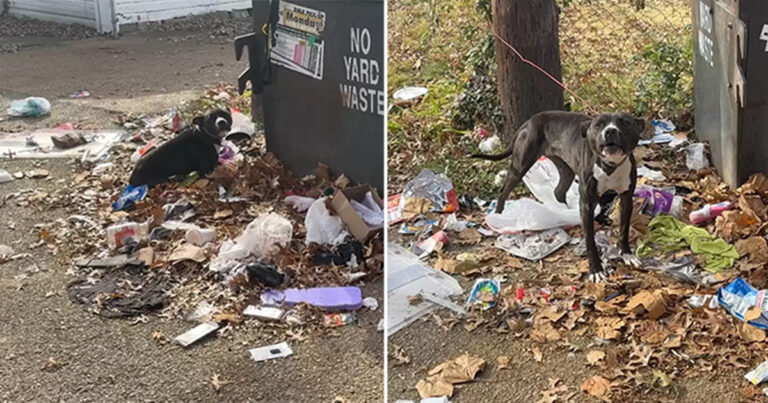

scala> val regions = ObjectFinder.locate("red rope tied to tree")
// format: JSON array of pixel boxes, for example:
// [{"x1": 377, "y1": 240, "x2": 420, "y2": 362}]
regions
[{"x1": 491, "y1": 28, "x2": 599, "y2": 116}]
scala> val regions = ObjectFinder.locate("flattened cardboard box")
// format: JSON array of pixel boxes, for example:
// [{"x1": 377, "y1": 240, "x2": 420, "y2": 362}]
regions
[{"x1": 331, "y1": 185, "x2": 384, "y2": 241}]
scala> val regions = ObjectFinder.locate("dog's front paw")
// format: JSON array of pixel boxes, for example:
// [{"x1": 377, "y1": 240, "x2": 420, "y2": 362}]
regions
[
  {"x1": 588, "y1": 267, "x2": 616, "y2": 283},
  {"x1": 622, "y1": 253, "x2": 642, "y2": 269}
]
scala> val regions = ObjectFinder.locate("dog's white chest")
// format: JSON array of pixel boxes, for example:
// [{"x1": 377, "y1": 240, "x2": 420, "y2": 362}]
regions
[{"x1": 594, "y1": 158, "x2": 631, "y2": 195}]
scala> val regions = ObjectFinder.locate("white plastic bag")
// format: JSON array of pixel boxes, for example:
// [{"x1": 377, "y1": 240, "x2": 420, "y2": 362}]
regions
[
  {"x1": 479, "y1": 135, "x2": 501, "y2": 153},
  {"x1": 686, "y1": 143, "x2": 708, "y2": 170},
  {"x1": 486, "y1": 158, "x2": 581, "y2": 233},
  {"x1": 305, "y1": 198, "x2": 348, "y2": 245},
  {"x1": 284, "y1": 195, "x2": 316, "y2": 213},
  {"x1": 209, "y1": 213, "x2": 292, "y2": 272}
]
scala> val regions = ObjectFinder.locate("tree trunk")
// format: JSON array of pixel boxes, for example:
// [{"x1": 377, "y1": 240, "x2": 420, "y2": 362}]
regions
[{"x1": 492, "y1": 0, "x2": 564, "y2": 134}]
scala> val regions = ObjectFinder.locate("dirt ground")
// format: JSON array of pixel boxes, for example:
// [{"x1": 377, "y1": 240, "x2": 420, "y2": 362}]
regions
[{"x1": 0, "y1": 15, "x2": 382, "y2": 402}]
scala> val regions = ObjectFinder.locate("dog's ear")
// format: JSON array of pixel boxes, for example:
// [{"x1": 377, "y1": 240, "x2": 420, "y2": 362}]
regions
[
  {"x1": 635, "y1": 117, "x2": 654, "y2": 140},
  {"x1": 580, "y1": 120, "x2": 592, "y2": 138},
  {"x1": 192, "y1": 116, "x2": 205, "y2": 128}
]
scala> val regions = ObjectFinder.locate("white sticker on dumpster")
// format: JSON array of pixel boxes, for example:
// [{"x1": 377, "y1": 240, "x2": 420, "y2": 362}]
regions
[
  {"x1": 340, "y1": 27, "x2": 385, "y2": 116},
  {"x1": 278, "y1": 1, "x2": 326, "y2": 36},
  {"x1": 271, "y1": 27, "x2": 324, "y2": 80}
]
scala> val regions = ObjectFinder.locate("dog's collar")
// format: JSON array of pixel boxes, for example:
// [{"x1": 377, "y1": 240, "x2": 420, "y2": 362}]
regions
[{"x1": 196, "y1": 124, "x2": 221, "y2": 141}]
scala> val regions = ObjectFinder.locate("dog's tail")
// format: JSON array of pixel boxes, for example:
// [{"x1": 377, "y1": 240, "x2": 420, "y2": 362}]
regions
[{"x1": 470, "y1": 138, "x2": 516, "y2": 161}]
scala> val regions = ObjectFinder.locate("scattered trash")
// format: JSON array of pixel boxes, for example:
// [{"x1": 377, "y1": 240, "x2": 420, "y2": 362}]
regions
[
  {"x1": 639, "y1": 119, "x2": 676, "y2": 145},
  {"x1": 479, "y1": 135, "x2": 501, "y2": 153},
  {"x1": 225, "y1": 109, "x2": 255, "y2": 142},
  {"x1": 185, "y1": 226, "x2": 217, "y2": 246},
  {"x1": 105, "y1": 221, "x2": 149, "y2": 249},
  {"x1": 686, "y1": 143, "x2": 708, "y2": 170},
  {"x1": 493, "y1": 169, "x2": 507, "y2": 187},
  {"x1": 495, "y1": 228, "x2": 570, "y2": 261},
  {"x1": 634, "y1": 186, "x2": 682, "y2": 217},
  {"x1": 638, "y1": 215, "x2": 739, "y2": 273},
  {"x1": 688, "y1": 294, "x2": 719, "y2": 309},
  {"x1": 67, "y1": 266, "x2": 169, "y2": 318},
  {"x1": 312, "y1": 241, "x2": 364, "y2": 266},
  {"x1": 332, "y1": 185, "x2": 385, "y2": 241},
  {"x1": 249, "y1": 342, "x2": 293, "y2": 362},
  {"x1": 284, "y1": 195, "x2": 315, "y2": 212},
  {"x1": 746, "y1": 359, "x2": 768, "y2": 385},
  {"x1": 467, "y1": 278, "x2": 501, "y2": 310},
  {"x1": 26, "y1": 168, "x2": 49, "y2": 179},
  {"x1": 51, "y1": 132, "x2": 87, "y2": 149},
  {"x1": 305, "y1": 197, "x2": 348, "y2": 245},
  {"x1": 363, "y1": 297, "x2": 379, "y2": 310},
  {"x1": 420, "y1": 293, "x2": 466, "y2": 317},
  {"x1": 7, "y1": 97, "x2": 51, "y2": 117},
  {"x1": 718, "y1": 277, "x2": 768, "y2": 329},
  {"x1": 400, "y1": 218, "x2": 439, "y2": 235},
  {"x1": 261, "y1": 286, "x2": 363, "y2": 311},
  {"x1": 175, "y1": 322, "x2": 219, "y2": 347},
  {"x1": 387, "y1": 243, "x2": 462, "y2": 335},
  {"x1": 0, "y1": 169, "x2": 13, "y2": 184},
  {"x1": 442, "y1": 214, "x2": 469, "y2": 232},
  {"x1": 243, "y1": 305, "x2": 285, "y2": 321},
  {"x1": 416, "y1": 354, "x2": 485, "y2": 398},
  {"x1": 245, "y1": 262, "x2": 285, "y2": 287},
  {"x1": 413, "y1": 231, "x2": 449, "y2": 258},
  {"x1": 324, "y1": 313, "x2": 357, "y2": 327},
  {"x1": 209, "y1": 213, "x2": 292, "y2": 273},
  {"x1": 70, "y1": 90, "x2": 91, "y2": 98},
  {"x1": 112, "y1": 184, "x2": 148, "y2": 211},
  {"x1": 388, "y1": 193, "x2": 404, "y2": 225},
  {"x1": 644, "y1": 256, "x2": 718, "y2": 286},
  {"x1": 690, "y1": 201, "x2": 733, "y2": 225},
  {"x1": 393, "y1": 86, "x2": 428, "y2": 106},
  {"x1": 400, "y1": 169, "x2": 460, "y2": 216},
  {"x1": 637, "y1": 166, "x2": 666, "y2": 181}
]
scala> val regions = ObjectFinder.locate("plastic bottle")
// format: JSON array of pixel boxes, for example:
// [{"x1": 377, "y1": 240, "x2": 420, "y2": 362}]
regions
[{"x1": 689, "y1": 201, "x2": 732, "y2": 225}]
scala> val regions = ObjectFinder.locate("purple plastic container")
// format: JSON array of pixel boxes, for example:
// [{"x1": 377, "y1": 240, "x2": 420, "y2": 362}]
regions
[{"x1": 261, "y1": 286, "x2": 363, "y2": 311}]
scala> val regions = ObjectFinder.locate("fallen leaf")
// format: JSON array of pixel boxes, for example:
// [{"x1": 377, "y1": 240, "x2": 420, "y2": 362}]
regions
[
  {"x1": 652, "y1": 370, "x2": 672, "y2": 388},
  {"x1": 416, "y1": 378, "x2": 453, "y2": 398},
  {"x1": 587, "y1": 350, "x2": 605, "y2": 366},
  {"x1": 169, "y1": 244, "x2": 206, "y2": 263},
  {"x1": 42, "y1": 357, "x2": 64, "y2": 372},
  {"x1": 625, "y1": 290, "x2": 667, "y2": 320},
  {"x1": 497, "y1": 355, "x2": 510, "y2": 369},
  {"x1": 211, "y1": 373, "x2": 232, "y2": 392},
  {"x1": 531, "y1": 347, "x2": 543, "y2": 362},
  {"x1": 739, "y1": 322, "x2": 766, "y2": 343},
  {"x1": 402, "y1": 197, "x2": 432, "y2": 220},
  {"x1": 214, "y1": 209, "x2": 233, "y2": 219},
  {"x1": 745, "y1": 306, "x2": 763, "y2": 322},
  {"x1": 531, "y1": 321, "x2": 561, "y2": 343},
  {"x1": 457, "y1": 228, "x2": 482, "y2": 244},
  {"x1": 581, "y1": 375, "x2": 611, "y2": 398},
  {"x1": 427, "y1": 353, "x2": 486, "y2": 384},
  {"x1": 27, "y1": 169, "x2": 49, "y2": 179},
  {"x1": 595, "y1": 317, "x2": 625, "y2": 340},
  {"x1": 537, "y1": 378, "x2": 568, "y2": 403},
  {"x1": 736, "y1": 237, "x2": 768, "y2": 264}
]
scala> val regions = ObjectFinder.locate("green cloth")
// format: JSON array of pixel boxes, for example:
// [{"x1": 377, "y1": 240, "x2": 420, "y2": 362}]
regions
[{"x1": 637, "y1": 215, "x2": 739, "y2": 273}]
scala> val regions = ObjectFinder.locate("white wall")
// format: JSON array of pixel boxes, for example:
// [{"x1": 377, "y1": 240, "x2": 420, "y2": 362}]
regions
[
  {"x1": 114, "y1": 0, "x2": 250, "y2": 25},
  {"x1": 8, "y1": 0, "x2": 96, "y2": 27}
]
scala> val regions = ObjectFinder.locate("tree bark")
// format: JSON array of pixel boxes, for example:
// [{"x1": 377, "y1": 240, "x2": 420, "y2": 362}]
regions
[{"x1": 492, "y1": 0, "x2": 564, "y2": 134}]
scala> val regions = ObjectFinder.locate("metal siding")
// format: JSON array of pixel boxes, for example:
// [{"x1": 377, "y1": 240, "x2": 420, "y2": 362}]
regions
[
  {"x1": 8, "y1": 0, "x2": 96, "y2": 27},
  {"x1": 114, "y1": 0, "x2": 251, "y2": 24}
]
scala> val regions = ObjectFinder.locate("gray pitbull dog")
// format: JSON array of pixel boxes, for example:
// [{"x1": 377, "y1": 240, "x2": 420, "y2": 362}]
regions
[{"x1": 472, "y1": 111, "x2": 654, "y2": 281}]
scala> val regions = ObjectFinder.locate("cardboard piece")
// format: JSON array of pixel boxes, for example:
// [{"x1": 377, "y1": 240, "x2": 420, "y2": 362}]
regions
[
  {"x1": 174, "y1": 322, "x2": 219, "y2": 347},
  {"x1": 331, "y1": 185, "x2": 384, "y2": 242}
]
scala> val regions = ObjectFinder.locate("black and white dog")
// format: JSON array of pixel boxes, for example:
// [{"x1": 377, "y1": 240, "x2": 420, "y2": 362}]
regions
[
  {"x1": 129, "y1": 108, "x2": 233, "y2": 187},
  {"x1": 473, "y1": 111, "x2": 654, "y2": 281}
]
